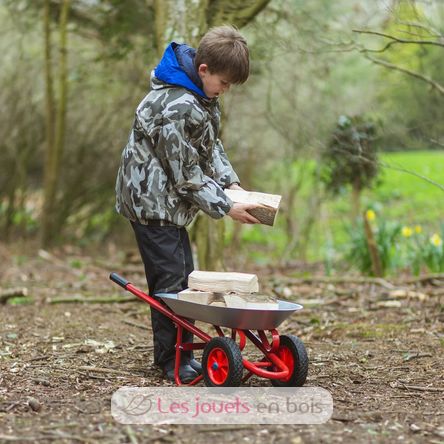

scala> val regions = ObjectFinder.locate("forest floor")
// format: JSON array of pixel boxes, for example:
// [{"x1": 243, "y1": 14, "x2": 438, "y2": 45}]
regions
[{"x1": 1, "y1": 243, "x2": 443, "y2": 443}]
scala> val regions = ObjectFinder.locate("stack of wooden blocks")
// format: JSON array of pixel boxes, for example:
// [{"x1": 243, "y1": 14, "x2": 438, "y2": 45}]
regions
[{"x1": 178, "y1": 271, "x2": 278, "y2": 309}]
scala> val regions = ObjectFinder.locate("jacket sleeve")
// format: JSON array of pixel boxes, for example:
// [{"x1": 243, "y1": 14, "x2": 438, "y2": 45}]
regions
[
  {"x1": 155, "y1": 110, "x2": 233, "y2": 219},
  {"x1": 212, "y1": 138, "x2": 240, "y2": 188}
]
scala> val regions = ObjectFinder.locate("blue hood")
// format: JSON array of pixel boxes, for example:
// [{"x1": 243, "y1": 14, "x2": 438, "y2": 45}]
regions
[{"x1": 154, "y1": 42, "x2": 207, "y2": 98}]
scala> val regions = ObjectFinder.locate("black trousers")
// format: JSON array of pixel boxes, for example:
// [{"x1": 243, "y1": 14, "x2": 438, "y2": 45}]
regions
[{"x1": 131, "y1": 221, "x2": 195, "y2": 368}]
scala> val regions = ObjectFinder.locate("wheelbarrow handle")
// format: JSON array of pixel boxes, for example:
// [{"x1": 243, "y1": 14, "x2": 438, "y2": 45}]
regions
[{"x1": 109, "y1": 272, "x2": 130, "y2": 289}]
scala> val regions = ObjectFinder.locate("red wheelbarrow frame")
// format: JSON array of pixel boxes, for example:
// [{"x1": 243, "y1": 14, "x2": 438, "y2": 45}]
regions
[{"x1": 110, "y1": 272, "x2": 292, "y2": 386}]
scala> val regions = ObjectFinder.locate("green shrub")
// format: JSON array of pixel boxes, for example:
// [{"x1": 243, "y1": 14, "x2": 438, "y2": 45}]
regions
[
  {"x1": 422, "y1": 230, "x2": 444, "y2": 273},
  {"x1": 343, "y1": 209, "x2": 443, "y2": 275}
]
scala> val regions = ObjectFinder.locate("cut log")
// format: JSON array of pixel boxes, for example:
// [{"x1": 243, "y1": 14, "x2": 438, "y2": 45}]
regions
[
  {"x1": 178, "y1": 289, "x2": 227, "y2": 306},
  {"x1": 177, "y1": 289, "x2": 214, "y2": 305},
  {"x1": 188, "y1": 270, "x2": 259, "y2": 294},
  {"x1": 224, "y1": 294, "x2": 279, "y2": 310},
  {"x1": 224, "y1": 189, "x2": 282, "y2": 226}
]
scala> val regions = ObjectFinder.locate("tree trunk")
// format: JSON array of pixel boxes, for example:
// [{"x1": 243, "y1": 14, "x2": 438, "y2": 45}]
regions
[
  {"x1": 41, "y1": 0, "x2": 70, "y2": 246},
  {"x1": 152, "y1": 0, "x2": 271, "y2": 270},
  {"x1": 351, "y1": 182, "x2": 361, "y2": 223},
  {"x1": 41, "y1": 0, "x2": 55, "y2": 245},
  {"x1": 363, "y1": 212, "x2": 383, "y2": 277},
  {"x1": 192, "y1": 215, "x2": 225, "y2": 271}
]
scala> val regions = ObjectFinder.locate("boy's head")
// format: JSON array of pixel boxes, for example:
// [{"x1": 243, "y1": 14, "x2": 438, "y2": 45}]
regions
[{"x1": 195, "y1": 25, "x2": 249, "y2": 98}]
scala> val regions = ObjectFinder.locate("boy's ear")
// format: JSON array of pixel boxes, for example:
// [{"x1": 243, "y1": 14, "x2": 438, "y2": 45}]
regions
[{"x1": 197, "y1": 64, "x2": 209, "y2": 75}]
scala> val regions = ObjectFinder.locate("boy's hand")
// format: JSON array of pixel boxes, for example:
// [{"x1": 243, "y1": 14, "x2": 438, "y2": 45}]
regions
[
  {"x1": 227, "y1": 203, "x2": 261, "y2": 224},
  {"x1": 227, "y1": 183, "x2": 244, "y2": 191}
]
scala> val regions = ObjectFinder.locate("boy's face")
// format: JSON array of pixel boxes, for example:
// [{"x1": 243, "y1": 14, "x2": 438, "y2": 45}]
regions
[{"x1": 198, "y1": 64, "x2": 231, "y2": 98}]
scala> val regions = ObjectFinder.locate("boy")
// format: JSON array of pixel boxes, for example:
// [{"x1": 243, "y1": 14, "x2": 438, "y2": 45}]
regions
[{"x1": 115, "y1": 25, "x2": 260, "y2": 383}]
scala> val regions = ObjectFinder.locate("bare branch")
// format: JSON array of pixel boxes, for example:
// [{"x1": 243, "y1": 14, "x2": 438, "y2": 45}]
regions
[
  {"x1": 395, "y1": 29, "x2": 438, "y2": 39},
  {"x1": 395, "y1": 20, "x2": 442, "y2": 37},
  {"x1": 340, "y1": 150, "x2": 444, "y2": 192},
  {"x1": 364, "y1": 55, "x2": 444, "y2": 96},
  {"x1": 379, "y1": 160, "x2": 444, "y2": 192},
  {"x1": 353, "y1": 29, "x2": 444, "y2": 50}
]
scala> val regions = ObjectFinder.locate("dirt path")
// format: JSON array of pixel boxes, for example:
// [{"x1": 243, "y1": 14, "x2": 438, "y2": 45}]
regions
[{"x1": 1, "y1": 248, "x2": 443, "y2": 443}]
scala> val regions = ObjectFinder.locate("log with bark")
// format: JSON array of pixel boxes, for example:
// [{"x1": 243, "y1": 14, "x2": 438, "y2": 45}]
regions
[{"x1": 224, "y1": 189, "x2": 282, "y2": 226}]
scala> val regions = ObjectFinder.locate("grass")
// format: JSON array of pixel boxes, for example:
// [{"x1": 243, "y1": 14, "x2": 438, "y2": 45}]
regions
[
  {"x1": 325, "y1": 150, "x2": 444, "y2": 247},
  {"x1": 371, "y1": 151, "x2": 444, "y2": 224},
  {"x1": 328, "y1": 151, "x2": 444, "y2": 261}
]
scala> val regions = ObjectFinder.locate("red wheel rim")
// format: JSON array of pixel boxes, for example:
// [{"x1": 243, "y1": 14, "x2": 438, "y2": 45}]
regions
[
  {"x1": 207, "y1": 347, "x2": 229, "y2": 385},
  {"x1": 276, "y1": 345, "x2": 295, "y2": 382}
]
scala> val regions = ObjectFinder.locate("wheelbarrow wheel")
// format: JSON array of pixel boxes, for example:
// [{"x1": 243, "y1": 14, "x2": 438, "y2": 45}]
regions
[
  {"x1": 270, "y1": 335, "x2": 308, "y2": 387},
  {"x1": 202, "y1": 337, "x2": 243, "y2": 387}
]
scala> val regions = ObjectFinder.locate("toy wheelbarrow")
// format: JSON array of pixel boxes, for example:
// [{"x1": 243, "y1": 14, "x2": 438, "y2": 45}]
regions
[{"x1": 110, "y1": 272, "x2": 308, "y2": 387}]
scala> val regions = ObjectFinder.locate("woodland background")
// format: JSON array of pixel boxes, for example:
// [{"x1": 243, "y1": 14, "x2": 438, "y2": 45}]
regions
[
  {"x1": 1, "y1": 2, "x2": 444, "y2": 443},
  {"x1": 1, "y1": 0, "x2": 443, "y2": 275}
]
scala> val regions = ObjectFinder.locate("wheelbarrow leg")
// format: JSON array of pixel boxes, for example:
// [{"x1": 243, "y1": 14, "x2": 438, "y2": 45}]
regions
[
  {"x1": 174, "y1": 324, "x2": 203, "y2": 386},
  {"x1": 174, "y1": 324, "x2": 184, "y2": 386}
]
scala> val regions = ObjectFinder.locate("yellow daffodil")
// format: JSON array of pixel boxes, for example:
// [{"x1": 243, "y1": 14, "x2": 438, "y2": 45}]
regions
[
  {"x1": 365, "y1": 209, "x2": 376, "y2": 222},
  {"x1": 430, "y1": 233, "x2": 442, "y2": 248},
  {"x1": 414, "y1": 225, "x2": 422, "y2": 234},
  {"x1": 401, "y1": 226, "x2": 413, "y2": 238}
]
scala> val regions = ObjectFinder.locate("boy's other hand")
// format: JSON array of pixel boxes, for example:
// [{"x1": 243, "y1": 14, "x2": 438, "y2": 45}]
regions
[
  {"x1": 227, "y1": 203, "x2": 261, "y2": 224},
  {"x1": 227, "y1": 183, "x2": 244, "y2": 191}
]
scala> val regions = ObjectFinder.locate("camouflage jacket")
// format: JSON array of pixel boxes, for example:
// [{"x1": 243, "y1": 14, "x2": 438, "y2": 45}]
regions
[{"x1": 115, "y1": 42, "x2": 239, "y2": 227}]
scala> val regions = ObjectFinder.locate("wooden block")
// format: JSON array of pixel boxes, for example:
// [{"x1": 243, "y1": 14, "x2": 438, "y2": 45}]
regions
[
  {"x1": 188, "y1": 270, "x2": 259, "y2": 294},
  {"x1": 223, "y1": 294, "x2": 247, "y2": 308},
  {"x1": 224, "y1": 294, "x2": 279, "y2": 310},
  {"x1": 224, "y1": 189, "x2": 282, "y2": 226},
  {"x1": 177, "y1": 289, "x2": 213, "y2": 305},
  {"x1": 178, "y1": 289, "x2": 227, "y2": 306}
]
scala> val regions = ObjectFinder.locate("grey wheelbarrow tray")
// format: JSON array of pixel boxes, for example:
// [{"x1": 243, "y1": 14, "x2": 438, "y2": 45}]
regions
[{"x1": 156, "y1": 293, "x2": 303, "y2": 330}]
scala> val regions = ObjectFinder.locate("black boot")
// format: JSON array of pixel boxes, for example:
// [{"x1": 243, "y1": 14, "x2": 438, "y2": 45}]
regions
[
  {"x1": 163, "y1": 360, "x2": 198, "y2": 383},
  {"x1": 189, "y1": 358, "x2": 202, "y2": 375}
]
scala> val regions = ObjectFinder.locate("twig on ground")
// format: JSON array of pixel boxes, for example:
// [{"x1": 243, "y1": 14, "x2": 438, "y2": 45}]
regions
[
  {"x1": 48, "y1": 295, "x2": 135, "y2": 304},
  {"x1": 396, "y1": 274, "x2": 444, "y2": 285},
  {"x1": 197, "y1": 426, "x2": 255, "y2": 433},
  {"x1": 5, "y1": 401, "x2": 22, "y2": 412},
  {"x1": 40, "y1": 430, "x2": 88, "y2": 442},
  {"x1": 78, "y1": 371, "x2": 108, "y2": 380},
  {"x1": 76, "y1": 366, "x2": 136, "y2": 376},
  {"x1": 276, "y1": 276, "x2": 395, "y2": 289},
  {"x1": 0, "y1": 287, "x2": 28, "y2": 304},
  {"x1": 331, "y1": 415, "x2": 356, "y2": 422},
  {"x1": 404, "y1": 353, "x2": 433, "y2": 362},
  {"x1": 125, "y1": 426, "x2": 138, "y2": 444},
  {"x1": 122, "y1": 319, "x2": 149, "y2": 330},
  {"x1": 399, "y1": 384, "x2": 444, "y2": 392},
  {"x1": 40, "y1": 423, "x2": 80, "y2": 430},
  {"x1": 0, "y1": 435, "x2": 42, "y2": 442}
]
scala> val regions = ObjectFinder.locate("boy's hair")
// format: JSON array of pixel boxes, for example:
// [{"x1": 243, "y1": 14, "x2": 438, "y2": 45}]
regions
[{"x1": 195, "y1": 25, "x2": 249, "y2": 84}]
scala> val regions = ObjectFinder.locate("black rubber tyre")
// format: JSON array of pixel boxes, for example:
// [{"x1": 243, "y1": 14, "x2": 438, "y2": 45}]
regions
[
  {"x1": 270, "y1": 335, "x2": 308, "y2": 387},
  {"x1": 202, "y1": 337, "x2": 243, "y2": 387}
]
